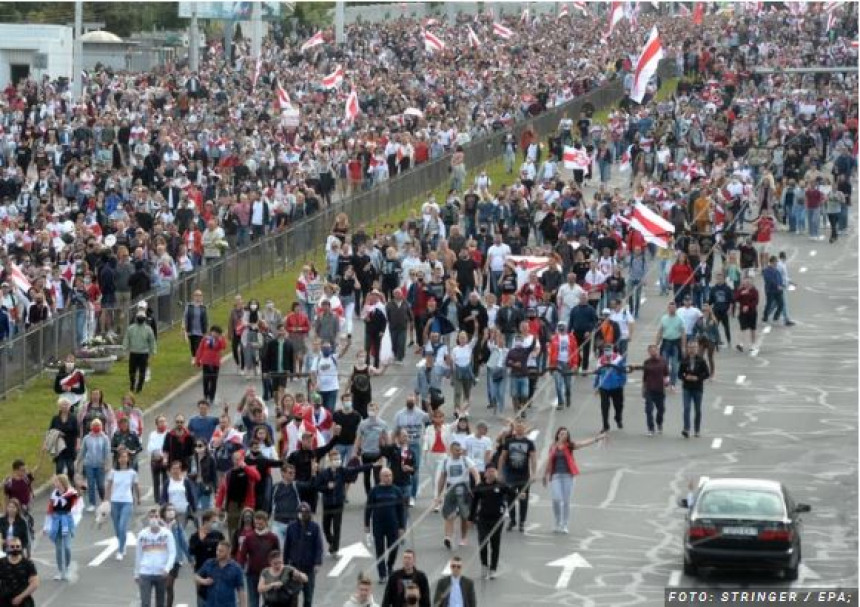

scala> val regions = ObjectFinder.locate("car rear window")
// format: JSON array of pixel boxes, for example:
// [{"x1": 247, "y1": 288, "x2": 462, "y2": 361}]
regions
[{"x1": 696, "y1": 489, "x2": 786, "y2": 518}]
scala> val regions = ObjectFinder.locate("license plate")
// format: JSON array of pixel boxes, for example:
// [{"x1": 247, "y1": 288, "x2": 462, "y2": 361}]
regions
[{"x1": 722, "y1": 526, "x2": 758, "y2": 536}]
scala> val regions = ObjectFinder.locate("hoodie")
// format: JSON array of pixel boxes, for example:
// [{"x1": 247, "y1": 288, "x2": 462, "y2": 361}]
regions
[{"x1": 135, "y1": 525, "x2": 176, "y2": 576}]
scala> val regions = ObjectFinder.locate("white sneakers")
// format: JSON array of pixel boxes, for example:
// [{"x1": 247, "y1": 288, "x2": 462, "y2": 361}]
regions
[
  {"x1": 115, "y1": 552, "x2": 124, "y2": 561},
  {"x1": 86, "y1": 505, "x2": 95, "y2": 513}
]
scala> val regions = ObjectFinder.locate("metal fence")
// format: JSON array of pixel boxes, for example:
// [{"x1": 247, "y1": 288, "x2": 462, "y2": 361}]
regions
[{"x1": 0, "y1": 59, "x2": 675, "y2": 398}]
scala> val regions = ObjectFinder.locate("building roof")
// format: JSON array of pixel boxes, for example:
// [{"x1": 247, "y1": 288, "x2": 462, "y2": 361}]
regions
[{"x1": 80, "y1": 30, "x2": 123, "y2": 43}]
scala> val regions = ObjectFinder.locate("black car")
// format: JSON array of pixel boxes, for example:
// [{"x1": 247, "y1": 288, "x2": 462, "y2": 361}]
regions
[{"x1": 679, "y1": 478, "x2": 811, "y2": 580}]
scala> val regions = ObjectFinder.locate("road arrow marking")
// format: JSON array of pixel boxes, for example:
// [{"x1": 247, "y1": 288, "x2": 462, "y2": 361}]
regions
[
  {"x1": 327, "y1": 542, "x2": 372, "y2": 577},
  {"x1": 88, "y1": 533, "x2": 137, "y2": 567},
  {"x1": 794, "y1": 564, "x2": 820, "y2": 586},
  {"x1": 547, "y1": 552, "x2": 591, "y2": 589}
]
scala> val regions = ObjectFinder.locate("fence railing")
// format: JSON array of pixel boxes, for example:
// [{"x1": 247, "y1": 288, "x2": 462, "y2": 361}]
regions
[{"x1": 0, "y1": 59, "x2": 676, "y2": 399}]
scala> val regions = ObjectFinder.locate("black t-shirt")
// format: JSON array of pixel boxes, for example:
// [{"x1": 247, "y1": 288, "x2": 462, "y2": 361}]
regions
[
  {"x1": 0, "y1": 557, "x2": 36, "y2": 607},
  {"x1": 333, "y1": 410, "x2": 362, "y2": 445},
  {"x1": 502, "y1": 436, "x2": 535, "y2": 483},
  {"x1": 453, "y1": 258, "x2": 477, "y2": 288},
  {"x1": 226, "y1": 467, "x2": 250, "y2": 505},
  {"x1": 188, "y1": 530, "x2": 225, "y2": 571}
]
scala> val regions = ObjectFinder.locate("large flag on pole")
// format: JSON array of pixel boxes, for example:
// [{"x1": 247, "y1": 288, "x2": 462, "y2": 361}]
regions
[
  {"x1": 300, "y1": 31, "x2": 325, "y2": 53},
  {"x1": 275, "y1": 83, "x2": 293, "y2": 111},
  {"x1": 423, "y1": 30, "x2": 445, "y2": 52},
  {"x1": 558, "y1": 4, "x2": 570, "y2": 19},
  {"x1": 320, "y1": 65, "x2": 344, "y2": 89},
  {"x1": 563, "y1": 146, "x2": 591, "y2": 170},
  {"x1": 607, "y1": 2, "x2": 625, "y2": 37},
  {"x1": 692, "y1": 2, "x2": 704, "y2": 25},
  {"x1": 493, "y1": 22, "x2": 514, "y2": 39},
  {"x1": 573, "y1": 1, "x2": 587, "y2": 14},
  {"x1": 630, "y1": 26, "x2": 663, "y2": 104},
  {"x1": 252, "y1": 56, "x2": 262, "y2": 91},
  {"x1": 630, "y1": 203, "x2": 675, "y2": 248},
  {"x1": 344, "y1": 89, "x2": 360, "y2": 123}
]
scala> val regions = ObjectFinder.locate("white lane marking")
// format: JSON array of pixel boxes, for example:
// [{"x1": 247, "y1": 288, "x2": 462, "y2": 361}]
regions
[
  {"x1": 668, "y1": 570, "x2": 682, "y2": 586},
  {"x1": 724, "y1": 405, "x2": 734, "y2": 416},
  {"x1": 384, "y1": 386, "x2": 398, "y2": 397},
  {"x1": 711, "y1": 438, "x2": 722, "y2": 449},
  {"x1": 836, "y1": 306, "x2": 848, "y2": 313},
  {"x1": 735, "y1": 375, "x2": 746, "y2": 385},
  {"x1": 762, "y1": 325, "x2": 772, "y2": 334},
  {"x1": 799, "y1": 267, "x2": 808, "y2": 273},
  {"x1": 598, "y1": 468, "x2": 627, "y2": 509},
  {"x1": 809, "y1": 250, "x2": 817, "y2": 257}
]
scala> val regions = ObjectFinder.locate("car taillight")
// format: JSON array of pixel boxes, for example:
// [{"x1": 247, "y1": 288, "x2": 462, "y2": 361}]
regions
[
  {"x1": 688, "y1": 524, "x2": 717, "y2": 539},
  {"x1": 759, "y1": 529, "x2": 793, "y2": 542}
]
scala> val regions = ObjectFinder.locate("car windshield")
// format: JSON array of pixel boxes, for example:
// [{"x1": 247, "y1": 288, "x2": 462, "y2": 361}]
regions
[{"x1": 696, "y1": 488, "x2": 786, "y2": 519}]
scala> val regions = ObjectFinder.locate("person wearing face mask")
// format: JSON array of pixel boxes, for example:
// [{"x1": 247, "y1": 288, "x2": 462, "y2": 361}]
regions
[
  {"x1": 194, "y1": 539, "x2": 247, "y2": 607},
  {"x1": 189, "y1": 510, "x2": 225, "y2": 606},
  {"x1": 123, "y1": 309, "x2": 157, "y2": 393},
  {"x1": 393, "y1": 396, "x2": 430, "y2": 506},
  {"x1": 53, "y1": 354, "x2": 87, "y2": 411},
  {"x1": 237, "y1": 511, "x2": 280, "y2": 607},
  {"x1": 261, "y1": 325, "x2": 295, "y2": 407},
  {"x1": 135, "y1": 509, "x2": 177, "y2": 607},
  {"x1": 258, "y1": 549, "x2": 306, "y2": 607},
  {"x1": 160, "y1": 503, "x2": 191, "y2": 607},
  {"x1": 241, "y1": 300, "x2": 264, "y2": 377},
  {"x1": 311, "y1": 340, "x2": 339, "y2": 413},
  {"x1": 354, "y1": 403, "x2": 389, "y2": 497},
  {"x1": 0, "y1": 533, "x2": 38, "y2": 606},
  {"x1": 315, "y1": 450, "x2": 376, "y2": 558},
  {"x1": 195, "y1": 325, "x2": 227, "y2": 403},
  {"x1": 76, "y1": 419, "x2": 111, "y2": 512}
]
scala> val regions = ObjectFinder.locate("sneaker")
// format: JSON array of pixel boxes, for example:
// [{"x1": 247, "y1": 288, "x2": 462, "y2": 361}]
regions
[
  {"x1": 681, "y1": 430, "x2": 689, "y2": 438},
  {"x1": 616, "y1": 420, "x2": 623, "y2": 429},
  {"x1": 555, "y1": 404, "x2": 564, "y2": 411},
  {"x1": 489, "y1": 569, "x2": 498, "y2": 579},
  {"x1": 86, "y1": 505, "x2": 95, "y2": 513},
  {"x1": 735, "y1": 345, "x2": 744, "y2": 353},
  {"x1": 443, "y1": 537, "x2": 452, "y2": 550},
  {"x1": 433, "y1": 505, "x2": 440, "y2": 513},
  {"x1": 379, "y1": 576, "x2": 387, "y2": 585},
  {"x1": 694, "y1": 432, "x2": 700, "y2": 438},
  {"x1": 115, "y1": 552, "x2": 124, "y2": 561},
  {"x1": 647, "y1": 431, "x2": 655, "y2": 437},
  {"x1": 785, "y1": 320, "x2": 796, "y2": 327},
  {"x1": 657, "y1": 425, "x2": 663, "y2": 434},
  {"x1": 518, "y1": 524, "x2": 525, "y2": 533},
  {"x1": 562, "y1": 526, "x2": 569, "y2": 534},
  {"x1": 53, "y1": 573, "x2": 64, "y2": 581},
  {"x1": 409, "y1": 497, "x2": 416, "y2": 508},
  {"x1": 506, "y1": 522, "x2": 515, "y2": 532}
]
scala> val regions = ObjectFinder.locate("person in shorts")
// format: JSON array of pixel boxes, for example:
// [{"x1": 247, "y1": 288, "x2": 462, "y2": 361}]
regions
[{"x1": 434, "y1": 442, "x2": 479, "y2": 551}]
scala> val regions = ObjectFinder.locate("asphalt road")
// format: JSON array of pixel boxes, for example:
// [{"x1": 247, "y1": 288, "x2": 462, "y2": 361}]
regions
[{"x1": 22, "y1": 175, "x2": 859, "y2": 607}]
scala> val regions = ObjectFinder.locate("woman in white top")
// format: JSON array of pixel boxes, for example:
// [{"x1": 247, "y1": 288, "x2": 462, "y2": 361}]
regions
[
  {"x1": 146, "y1": 415, "x2": 169, "y2": 508},
  {"x1": 422, "y1": 409, "x2": 454, "y2": 510},
  {"x1": 450, "y1": 330, "x2": 479, "y2": 414},
  {"x1": 163, "y1": 460, "x2": 195, "y2": 528},
  {"x1": 104, "y1": 449, "x2": 139, "y2": 560},
  {"x1": 450, "y1": 416, "x2": 471, "y2": 449}
]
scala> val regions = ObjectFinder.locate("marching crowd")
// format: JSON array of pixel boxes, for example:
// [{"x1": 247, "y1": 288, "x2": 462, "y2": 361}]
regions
[{"x1": 0, "y1": 3, "x2": 856, "y2": 607}]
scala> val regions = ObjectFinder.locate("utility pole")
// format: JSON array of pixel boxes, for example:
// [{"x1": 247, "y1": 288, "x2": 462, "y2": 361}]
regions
[
  {"x1": 189, "y1": 3, "x2": 199, "y2": 72},
  {"x1": 335, "y1": 0, "x2": 345, "y2": 45},
  {"x1": 73, "y1": 0, "x2": 83, "y2": 99},
  {"x1": 251, "y1": 1, "x2": 263, "y2": 58}
]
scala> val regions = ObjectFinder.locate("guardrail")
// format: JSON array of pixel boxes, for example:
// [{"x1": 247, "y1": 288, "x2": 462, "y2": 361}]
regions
[{"x1": 0, "y1": 58, "x2": 676, "y2": 399}]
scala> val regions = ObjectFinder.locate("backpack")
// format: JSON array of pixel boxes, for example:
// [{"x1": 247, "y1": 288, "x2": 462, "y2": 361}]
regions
[{"x1": 441, "y1": 203, "x2": 457, "y2": 227}]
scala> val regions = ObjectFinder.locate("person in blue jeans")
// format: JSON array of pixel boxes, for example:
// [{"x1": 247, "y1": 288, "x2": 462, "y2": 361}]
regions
[
  {"x1": 78, "y1": 419, "x2": 111, "y2": 510},
  {"x1": 105, "y1": 449, "x2": 140, "y2": 561},
  {"x1": 679, "y1": 342, "x2": 711, "y2": 438},
  {"x1": 656, "y1": 301, "x2": 685, "y2": 388}
]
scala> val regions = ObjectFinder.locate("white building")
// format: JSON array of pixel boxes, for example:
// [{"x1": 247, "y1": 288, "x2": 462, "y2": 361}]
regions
[{"x1": 0, "y1": 24, "x2": 74, "y2": 86}]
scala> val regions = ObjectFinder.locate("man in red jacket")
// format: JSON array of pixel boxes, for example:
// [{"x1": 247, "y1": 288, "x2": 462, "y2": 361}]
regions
[
  {"x1": 194, "y1": 325, "x2": 227, "y2": 403},
  {"x1": 216, "y1": 450, "x2": 262, "y2": 539}
]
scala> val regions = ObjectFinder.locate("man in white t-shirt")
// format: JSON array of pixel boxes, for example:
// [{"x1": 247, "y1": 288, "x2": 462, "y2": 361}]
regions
[
  {"x1": 435, "y1": 441, "x2": 480, "y2": 550},
  {"x1": 485, "y1": 235, "x2": 511, "y2": 295},
  {"x1": 311, "y1": 341, "x2": 339, "y2": 412},
  {"x1": 676, "y1": 296, "x2": 703, "y2": 341},
  {"x1": 557, "y1": 273, "x2": 586, "y2": 326},
  {"x1": 608, "y1": 298, "x2": 635, "y2": 356},
  {"x1": 463, "y1": 422, "x2": 493, "y2": 475}
]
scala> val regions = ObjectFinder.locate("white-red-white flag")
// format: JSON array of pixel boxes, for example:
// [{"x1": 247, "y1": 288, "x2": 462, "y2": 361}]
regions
[
  {"x1": 563, "y1": 146, "x2": 591, "y2": 170},
  {"x1": 573, "y1": 1, "x2": 587, "y2": 14},
  {"x1": 520, "y1": 7, "x2": 530, "y2": 24},
  {"x1": 321, "y1": 65, "x2": 344, "y2": 89},
  {"x1": 630, "y1": 203, "x2": 674, "y2": 248},
  {"x1": 275, "y1": 84, "x2": 292, "y2": 111},
  {"x1": 558, "y1": 4, "x2": 570, "y2": 18},
  {"x1": 300, "y1": 31, "x2": 325, "y2": 53},
  {"x1": 466, "y1": 26, "x2": 482, "y2": 49},
  {"x1": 423, "y1": 30, "x2": 445, "y2": 53},
  {"x1": 8, "y1": 262, "x2": 31, "y2": 294},
  {"x1": 493, "y1": 22, "x2": 514, "y2": 39},
  {"x1": 607, "y1": 1, "x2": 625, "y2": 37},
  {"x1": 252, "y1": 56, "x2": 262, "y2": 91},
  {"x1": 630, "y1": 26, "x2": 663, "y2": 104},
  {"x1": 344, "y1": 89, "x2": 360, "y2": 123},
  {"x1": 677, "y1": 3, "x2": 691, "y2": 17}
]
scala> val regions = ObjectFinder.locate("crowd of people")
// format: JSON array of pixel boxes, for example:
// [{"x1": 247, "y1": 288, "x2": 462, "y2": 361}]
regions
[{"x1": 0, "y1": 3, "x2": 856, "y2": 607}]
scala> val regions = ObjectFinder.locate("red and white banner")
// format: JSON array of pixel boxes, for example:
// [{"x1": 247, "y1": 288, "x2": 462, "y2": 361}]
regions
[
  {"x1": 423, "y1": 30, "x2": 445, "y2": 52},
  {"x1": 321, "y1": 65, "x2": 344, "y2": 89},
  {"x1": 344, "y1": 89, "x2": 360, "y2": 123},
  {"x1": 493, "y1": 22, "x2": 514, "y2": 39},
  {"x1": 300, "y1": 31, "x2": 325, "y2": 53},
  {"x1": 558, "y1": 4, "x2": 570, "y2": 18},
  {"x1": 630, "y1": 26, "x2": 663, "y2": 104},
  {"x1": 275, "y1": 84, "x2": 293, "y2": 111},
  {"x1": 573, "y1": 1, "x2": 587, "y2": 14},
  {"x1": 508, "y1": 256, "x2": 550, "y2": 275},
  {"x1": 607, "y1": 1, "x2": 624, "y2": 37},
  {"x1": 630, "y1": 203, "x2": 674, "y2": 248},
  {"x1": 466, "y1": 25, "x2": 482, "y2": 49},
  {"x1": 563, "y1": 146, "x2": 591, "y2": 170},
  {"x1": 8, "y1": 262, "x2": 31, "y2": 294}
]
